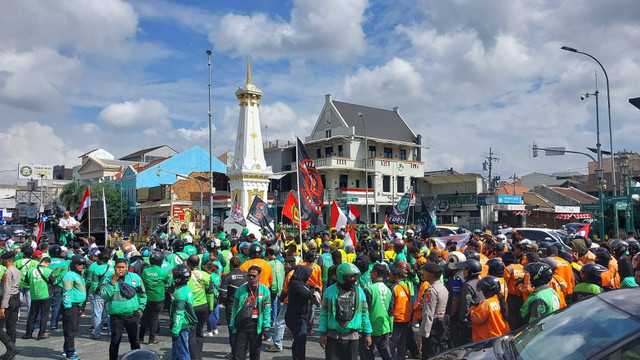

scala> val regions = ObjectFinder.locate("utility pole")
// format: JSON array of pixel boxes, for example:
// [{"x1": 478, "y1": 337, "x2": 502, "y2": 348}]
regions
[
  {"x1": 483, "y1": 148, "x2": 500, "y2": 193},
  {"x1": 510, "y1": 173, "x2": 517, "y2": 195}
]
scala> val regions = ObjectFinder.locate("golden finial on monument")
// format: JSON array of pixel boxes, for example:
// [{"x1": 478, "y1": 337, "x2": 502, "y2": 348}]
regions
[{"x1": 247, "y1": 56, "x2": 252, "y2": 85}]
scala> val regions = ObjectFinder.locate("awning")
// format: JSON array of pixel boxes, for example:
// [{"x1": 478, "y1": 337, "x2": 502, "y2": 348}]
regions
[
  {"x1": 512, "y1": 211, "x2": 532, "y2": 216},
  {"x1": 555, "y1": 213, "x2": 592, "y2": 220}
]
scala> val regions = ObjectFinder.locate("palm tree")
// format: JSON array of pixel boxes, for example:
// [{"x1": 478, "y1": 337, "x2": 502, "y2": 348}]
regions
[{"x1": 59, "y1": 182, "x2": 87, "y2": 213}]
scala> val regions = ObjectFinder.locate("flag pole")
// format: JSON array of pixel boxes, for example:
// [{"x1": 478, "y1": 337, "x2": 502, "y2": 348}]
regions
[
  {"x1": 296, "y1": 138, "x2": 304, "y2": 259},
  {"x1": 88, "y1": 199, "x2": 91, "y2": 238}
]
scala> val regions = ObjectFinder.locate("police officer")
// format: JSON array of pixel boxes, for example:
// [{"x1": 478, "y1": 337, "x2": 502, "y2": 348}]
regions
[
  {"x1": 418, "y1": 263, "x2": 449, "y2": 359},
  {"x1": 0, "y1": 251, "x2": 21, "y2": 359}
]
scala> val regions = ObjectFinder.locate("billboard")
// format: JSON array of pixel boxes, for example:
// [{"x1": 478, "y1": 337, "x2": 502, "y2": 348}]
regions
[{"x1": 18, "y1": 164, "x2": 53, "y2": 180}]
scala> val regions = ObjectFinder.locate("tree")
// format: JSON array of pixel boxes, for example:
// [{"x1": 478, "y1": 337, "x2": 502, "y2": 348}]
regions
[
  {"x1": 58, "y1": 182, "x2": 86, "y2": 213},
  {"x1": 91, "y1": 183, "x2": 126, "y2": 227}
]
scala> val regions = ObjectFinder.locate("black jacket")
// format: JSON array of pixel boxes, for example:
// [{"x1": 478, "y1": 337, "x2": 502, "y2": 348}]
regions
[{"x1": 220, "y1": 268, "x2": 248, "y2": 305}]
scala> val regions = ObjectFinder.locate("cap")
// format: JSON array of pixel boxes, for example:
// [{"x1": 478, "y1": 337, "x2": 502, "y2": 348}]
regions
[
  {"x1": 423, "y1": 263, "x2": 444, "y2": 273},
  {"x1": 33, "y1": 250, "x2": 44, "y2": 258},
  {"x1": 130, "y1": 251, "x2": 141, "y2": 258},
  {"x1": 1, "y1": 251, "x2": 15, "y2": 260},
  {"x1": 527, "y1": 243, "x2": 539, "y2": 252}
]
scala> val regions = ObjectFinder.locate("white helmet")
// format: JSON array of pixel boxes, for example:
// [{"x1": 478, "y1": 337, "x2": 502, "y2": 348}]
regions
[
  {"x1": 183, "y1": 235, "x2": 193, "y2": 244},
  {"x1": 445, "y1": 251, "x2": 466, "y2": 270},
  {"x1": 496, "y1": 234, "x2": 507, "y2": 242}
]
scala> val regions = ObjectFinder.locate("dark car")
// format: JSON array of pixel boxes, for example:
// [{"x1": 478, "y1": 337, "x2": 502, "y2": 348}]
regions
[{"x1": 431, "y1": 288, "x2": 640, "y2": 360}]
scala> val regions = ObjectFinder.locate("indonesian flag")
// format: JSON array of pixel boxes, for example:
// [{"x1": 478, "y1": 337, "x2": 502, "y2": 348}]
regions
[
  {"x1": 383, "y1": 215, "x2": 392, "y2": 236},
  {"x1": 76, "y1": 187, "x2": 91, "y2": 220},
  {"x1": 330, "y1": 200, "x2": 348, "y2": 230},
  {"x1": 36, "y1": 214, "x2": 48, "y2": 243},
  {"x1": 576, "y1": 223, "x2": 590, "y2": 238},
  {"x1": 348, "y1": 205, "x2": 361, "y2": 221},
  {"x1": 344, "y1": 226, "x2": 357, "y2": 249}
]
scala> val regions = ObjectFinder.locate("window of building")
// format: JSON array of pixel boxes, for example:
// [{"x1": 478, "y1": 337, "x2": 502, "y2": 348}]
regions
[
  {"x1": 338, "y1": 145, "x2": 343, "y2": 156},
  {"x1": 325, "y1": 130, "x2": 331, "y2": 138},
  {"x1": 383, "y1": 175, "x2": 391, "y2": 192},
  {"x1": 367, "y1": 175, "x2": 372, "y2": 189},
  {"x1": 339, "y1": 174, "x2": 348, "y2": 188},
  {"x1": 321, "y1": 174, "x2": 326, "y2": 188},
  {"x1": 369, "y1": 145, "x2": 376, "y2": 158},
  {"x1": 325, "y1": 147, "x2": 333, "y2": 157},
  {"x1": 383, "y1": 147, "x2": 392, "y2": 159},
  {"x1": 316, "y1": 149, "x2": 321, "y2": 158},
  {"x1": 399, "y1": 149, "x2": 407, "y2": 160},
  {"x1": 397, "y1": 176, "x2": 405, "y2": 192},
  {"x1": 355, "y1": 179, "x2": 360, "y2": 188}
]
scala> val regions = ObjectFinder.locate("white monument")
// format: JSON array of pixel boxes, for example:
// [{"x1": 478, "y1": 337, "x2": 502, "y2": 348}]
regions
[{"x1": 224, "y1": 58, "x2": 273, "y2": 236}]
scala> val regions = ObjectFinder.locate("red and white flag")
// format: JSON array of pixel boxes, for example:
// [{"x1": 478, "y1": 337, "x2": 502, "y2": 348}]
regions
[
  {"x1": 575, "y1": 223, "x2": 590, "y2": 238},
  {"x1": 344, "y1": 226, "x2": 358, "y2": 249},
  {"x1": 348, "y1": 205, "x2": 361, "y2": 221},
  {"x1": 383, "y1": 215, "x2": 392, "y2": 236},
  {"x1": 330, "y1": 200, "x2": 347, "y2": 230},
  {"x1": 76, "y1": 187, "x2": 91, "y2": 220}
]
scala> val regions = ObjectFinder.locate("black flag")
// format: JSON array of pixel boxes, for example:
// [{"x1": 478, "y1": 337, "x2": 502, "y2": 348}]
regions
[
  {"x1": 297, "y1": 137, "x2": 325, "y2": 230},
  {"x1": 247, "y1": 195, "x2": 276, "y2": 240},
  {"x1": 419, "y1": 197, "x2": 437, "y2": 239}
]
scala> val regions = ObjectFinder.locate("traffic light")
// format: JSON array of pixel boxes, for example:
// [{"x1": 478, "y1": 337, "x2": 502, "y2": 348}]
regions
[{"x1": 532, "y1": 144, "x2": 538, "y2": 158}]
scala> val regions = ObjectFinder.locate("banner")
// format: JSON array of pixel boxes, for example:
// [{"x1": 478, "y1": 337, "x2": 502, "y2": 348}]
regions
[
  {"x1": 297, "y1": 137, "x2": 324, "y2": 230},
  {"x1": 432, "y1": 233, "x2": 470, "y2": 251},
  {"x1": 330, "y1": 200, "x2": 347, "y2": 230},
  {"x1": 282, "y1": 192, "x2": 310, "y2": 230},
  {"x1": 247, "y1": 195, "x2": 276, "y2": 240},
  {"x1": 230, "y1": 192, "x2": 247, "y2": 226},
  {"x1": 388, "y1": 187, "x2": 413, "y2": 225},
  {"x1": 419, "y1": 197, "x2": 437, "y2": 239}
]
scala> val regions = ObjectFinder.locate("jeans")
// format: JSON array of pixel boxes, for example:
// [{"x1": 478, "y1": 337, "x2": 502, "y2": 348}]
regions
[
  {"x1": 26, "y1": 298, "x2": 51, "y2": 338},
  {"x1": 325, "y1": 336, "x2": 359, "y2": 360},
  {"x1": 207, "y1": 300, "x2": 219, "y2": 332},
  {"x1": 139, "y1": 300, "x2": 163, "y2": 342},
  {"x1": 0, "y1": 294, "x2": 20, "y2": 348},
  {"x1": 172, "y1": 329, "x2": 191, "y2": 360},
  {"x1": 50, "y1": 286, "x2": 63, "y2": 329},
  {"x1": 190, "y1": 303, "x2": 208, "y2": 360},
  {"x1": 232, "y1": 323, "x2": 262, "y2": 360},
  {"x1": 390, "y1": 322, "x2": 410, "y2": 360},
  {"x1": 270, "y1": 292, "x2": 278, "y2": 329},
  {"x1": 272, "y1": 303, "x2": 287, "y2": 350},
  {"x1": 365, "y1": 333, "x2": 392, "y2": 360},
  {"x1": 92, "y1": 295, "x2": 110, "y2": 337},
  {"x1": 62, "y1": 305, "x2": 81, "y2": 357},
  {"x1": 109, "y1": 313, "x2": 141, "y2": 360},
  {"x1": 19, "y1": 287, "x2": 31, "y2": 318}
]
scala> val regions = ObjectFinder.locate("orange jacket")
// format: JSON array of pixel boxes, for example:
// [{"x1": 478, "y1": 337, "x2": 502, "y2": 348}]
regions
[
  {"x1": 553, "y1": 256, "x2": 575, "y2": 294},
  {"x1": 299, "y1": 261, "x2": 323, "y2": 290},
  {"x1": 608, "y1": 259, "x2": 620, "y2": 289},
  {"x1": 392, "y1": 282, "x2": 412, "y2": 323},
  {"x1": 470, "y1": 295, "x2": 511, "y2": 342},
  {"x1": 282, "y1": 271, "x2": 294, "y2": 304},
  {"x1": 503, "y1": 264, "x2": 525, "y2": 296},
  {"x1": 497, "y1": 277, "x2": 508, "y2": 301},
  {"x1": 550, "y1": 277, "x2": 568, "y2": 308},
  {"x1": 239, "y1": 258, "x2": 273, "y2": 288},
  {"x1": 412, "y1": 280, "x2": 430, "y2": 323}
]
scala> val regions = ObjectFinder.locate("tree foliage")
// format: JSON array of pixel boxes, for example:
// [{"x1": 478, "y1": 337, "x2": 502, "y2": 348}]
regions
[{"x1": 58, "y1": 182, "x2": 126, "y2": 226}]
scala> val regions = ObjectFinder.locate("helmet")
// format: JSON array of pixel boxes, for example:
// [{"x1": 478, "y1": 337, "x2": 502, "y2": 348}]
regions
[
  {"x1": 539, "y1": 257, "x2": 558, "y2": 270},
  {"x1": 140, "y1": 248, "x2": 150, "y2": 257},
  {"x1": 628, "y1": 240, "x2": 640, "y2": 255},
  {"x1": 205, "y1": 240, "x2": 217, "y2": 253},
  {"x1": 49, "y1": 244, "x2": 62, "y2": 258},
  {"x1": 71, "y1": 255, "x2": 86, "y2": 271},
  {"x1": 168, "y1": 234, "x2": 177, "y2": 242},
  {"x1": 239, "y1": 242, "x2": 250, "y2": 252},
  {"x1": 609, "y1": 239, "x2": 629, "y2": 257},
  {"x1": 121, "y1": 349, "x2": 160, "y2": 360},
  {"x1": 486, "y1": 258, "x2": 505, "y2": 277},
  {"x1": 336, "y1": 262, "x2": 361, "y2": 284},
  {"x1": 220, "y1": 239, "x2": 230, "y2": 250},
  {"x1": 394, "y1": 239, "x2": 405, "y2": 249},
  {"x1": 183, "y1": 235, "x2": 193, "y2": 244},
  {"x1": 172, "y1": 239, "x2": 185, "y2": 252},
  {"x1": 580, "y1": 263, "x2": 608, "y2": 285},
  {"x1": 172, "y1": 264, "x2": 191, "y2": 286},
  {"x1": 248, "y1": 243, "x2": 262, "y2": 257},
  {"x1": 180, "y1": 224, "x2": 188, "y2": 232},
  {"x1": 477, "y1": 275, "x2": 502, "y2": 298},
  {"x1": 199, "y1": 230, "x2": 207, "y2": 238},
  {"x1": 155, "y1": 237, "x2": 167, "y2": 250},
  {"x1": 445, "y1": 251, "x2": 466, "y2": 270},
  {"x1": 523, "y1": 262, "x2": 553, "y2": 287},
  {"x1": 463, "y1": 250, "x2": 480, "y2": 261},
  {"x1": 496, "y1": 234, "x2": 507, "y2": 242},
  {"x1": 270, "y1": 244, "x2": 280, "y2": 254},
  {"x1": 502, "y1": 251, "x2": 517, "y2": 266},
  {"x1": 456, "y1": 259, "x2": 482, "y2": 278},
  {"x1": 149, "y1": 251, "x2": 164, "y2": 266}
]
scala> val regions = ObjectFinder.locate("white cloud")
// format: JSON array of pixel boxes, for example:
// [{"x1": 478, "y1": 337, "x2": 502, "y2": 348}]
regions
[
  {"x1": 261, "y1": 101, "x2": 313, "y2": 141},
  {"x1": 98, "y1": 99, "x2": 170, "y2": 128}
]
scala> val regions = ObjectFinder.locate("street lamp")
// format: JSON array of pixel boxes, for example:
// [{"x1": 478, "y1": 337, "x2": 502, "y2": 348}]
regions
[
  {"x1": 595, "y1": 168, "x2": 606, "y2": 241},
  {"x1": 620, "y1": 159, "x2": 633, "y2": 233},
  {"x1": 562, "y1": 45, "x2": 618, "y2": 232},
  {"x1": 206, "y1": 49, "x2": 214, "y2": 234},
  {"x1": 357, "y1": 112, "x2": 370, "y2": 226}
]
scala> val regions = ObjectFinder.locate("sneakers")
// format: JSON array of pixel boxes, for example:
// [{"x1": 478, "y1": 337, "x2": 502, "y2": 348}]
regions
[
  {"x1": 62, "y1": 350, "x2": 79, "y2": 356},
  {"x1": 204, "y1": 331, "x2": 213, "y2": 337},
  {"x1": 37, "y1": 334, "x2": 50, "y2": 339},
  {"x1": 68, "y1": 355, "x2": 80, "y2": 360},
  {"x1": 266, "y1": 345, "x2": 281, "y2": 352},
  {"x1": 213, "y1": 329, "x2": 218, "y2": 335}
]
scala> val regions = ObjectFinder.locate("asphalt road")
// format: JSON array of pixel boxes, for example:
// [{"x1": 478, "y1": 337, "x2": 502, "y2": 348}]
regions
[{"x1": 10, "y1": 302, "x2": 328, "y2": 360}]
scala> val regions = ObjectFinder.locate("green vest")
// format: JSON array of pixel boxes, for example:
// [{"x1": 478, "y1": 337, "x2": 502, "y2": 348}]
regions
[
  {"x1": 171, "y1": 285, "x2": 198, "y2": 337},
  {"x1": 27, "y1": 266, "x2": 53, "y2": 300},
  {"x1": 366, "y1": 281, "x2": 393, "y2": 336},
  {"x1": 49, "y1": 258, "x2": 70, "y2": 287},
  {"x1": 16, "y1": 258, "x2": 37, "y2": 288},
  {"x1": 187, "y1": 269, "x2": 213, "y2": 309},
  {"x1": 320, "y1": 253, "x2": 333, "y2": 282},
  {"x1": 268, "y1": 259, "x2": 285, "y2": 294},
  {"x1": 167, "y1": 252, "x2": 188, "y2": 268},
  {"x1": 141, "y1": 265, "x2": 170, "y2": 302},
  {"x1": 521, "y1": 286, "x2": 560, "y2": 323}
]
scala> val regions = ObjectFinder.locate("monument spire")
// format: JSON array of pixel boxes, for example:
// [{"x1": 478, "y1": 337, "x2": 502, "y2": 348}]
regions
[{"x1": 246, "y1": 56, "x2": 252, "y2": 85}]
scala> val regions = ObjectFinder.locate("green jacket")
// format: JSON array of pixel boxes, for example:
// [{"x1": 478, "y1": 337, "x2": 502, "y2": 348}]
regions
[
  {"x1": 171, "y1": 285, "x2": 198, "y2": 337},
  {"x1": 101, "y1": 272, "x2": 147, "y2": 316},
  {"x1": 166, "y1": 252, "x2": 188, "y2": 268},
  {"x1": 49, "y1": 258, "x2": 70, "y2": 287},
  {"x1": 26, "y1": 265, "x2": 55, "y2": 300},
  {"x1": 62, "y1": 270, "x2": 86, "y2": 308},
  {"x1": 16, "y1": 258, "x2": 37, "y2": 288},
  {"x1": 365, "y1": 281, "x2": 394, "y2": 336},
  {"x1": 90, "y1": 263, "x2": 114, "y2": 294},
  {"x1": 268, "y1": 259, "x2": 285, "y2": 295},
  {"x1": 230, "y1": 283, "x2": 271, "y2": 334},
  {"x1": 521, "y1": 284, "x2": 560, "y2": 323},
  {"x1": 210, "y1": 272, "x2": 221, "y2": 297},
  {"x1": 320, "y1": 253, "x2": 334, "y2": 282},
  {"x1": 319, "y1": 283, "x2": 373, "y2": 335},
  {"x1": 187, "y1": 269, "x2": 215, "y2": 310},
  {"x1": 141, "y1": 265, "x2": 171, "y2": 302},
  {"x1": 86, "y1": 261, "x2": 98, "y2": 283}
]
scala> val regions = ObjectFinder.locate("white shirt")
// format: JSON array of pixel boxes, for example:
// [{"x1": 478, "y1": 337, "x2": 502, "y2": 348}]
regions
[{"x1": 59, "y1": 217, "x2": 78, "y2": 230}]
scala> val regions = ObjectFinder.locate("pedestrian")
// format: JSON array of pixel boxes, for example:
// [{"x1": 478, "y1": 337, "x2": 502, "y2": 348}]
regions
[
  {"x1": 186, "y1": 254, "x2": 214, "y2": 360},
  {"x1": 48, "y1": 244, "x2": 69, "y2": 331},
  {"x1": 15, "y1": 246, "x2": 36, "y2": 319},
  {"x1": 364, "y1": 263, "x2": 393, "y2": 360},
  {"x1": 418, "y1": 263, "x2": 449, "y2": 359},
  {"x1": 204, "y1": 262, "x2": 221, "y2": 337},
  {"x1": 265, "y1": 247, "x2": 284, "y2": 342},
  {"x1": 502, "y1": 251, "x2": 525, "y2": 331},
  {"x1": 455, "y1": 259, "x2": 485, "y2": 345},
  {"x1": 230, "y1": 265, "x2": 271, "y2": 360},
  {"x1": 0, "y1": 250, "x2": 21, "y2": 359},
  {"x1": 171, "y1": 264, "x2": 198, "y2": 360},
  {"x1": 267, "y1": 256, "x2": 296, "y2": 353},
  {"x1": 101, "y1": 257, "x2": 147, "y2": 360},
  {"x1": 220, "y1": 256, "x2": 248, "y2": 358},
  {"x1": 470, "y1": 276, "x2": 510, "y2": 342},
  {"x1": 389, "y1": 265, "x2": 412, "y2": 359},
  {"x1": 140, "y1": 251, "x2": 170, "y2": 344},
  {"x1": 89, "y1": 252, "x2": 114, "y2": 339},
  {"x1": 521, "y1": 262, "x2": 560, "y2": 323},
  {"x1": 285, "y1": 265, "x2": 315, "y2": 360},
  {"x1": 61, "y1": 255, "x2": 87, "y2": 359},
  {"x1": 23, "y1": 256, "x2": 55, "y2": 340}
]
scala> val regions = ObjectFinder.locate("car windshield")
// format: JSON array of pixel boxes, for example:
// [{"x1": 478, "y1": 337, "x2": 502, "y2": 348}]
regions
[{"x1": 511, "y1": 297, "x2": 640, "y2": 360}]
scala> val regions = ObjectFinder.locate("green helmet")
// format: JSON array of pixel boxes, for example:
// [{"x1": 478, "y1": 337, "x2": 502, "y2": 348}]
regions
[
  {"x1": 336, "y1": 262, "x2": 361, "y2": 284},
  {"x1": 221, "y1": 239, "x2": 230, "y2": 250}
]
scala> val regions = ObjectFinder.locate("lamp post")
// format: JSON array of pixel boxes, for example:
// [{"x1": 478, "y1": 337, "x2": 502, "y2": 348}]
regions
[
  {"x1": 357, "y1": 112, "x2": 370, "y2": 226},
  {"x1": 620, "y1": 159, "x2": 632, "y2": 233},
  {"x1": 562, "y1": 45, "x2": 618, "y2": 234},
  {"x1": 595, "y1": 168, "x2": 606, "y2": 241},
  {"x1": 206, "y1": 49, "x2": 214, "y2": 234}
]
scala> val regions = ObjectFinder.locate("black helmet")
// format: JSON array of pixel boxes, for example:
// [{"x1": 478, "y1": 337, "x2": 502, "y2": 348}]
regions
[
  {"x1": 523, "y1": 262, "x2": 553, "y2": 287},
  {"x1": 456, "y1": 259, "x2": 482, "y2": 278},
  {"x1": 168, "y1": 234, "x2": 177, "y2": 242},
  {"x1": 580, "y1": 263, "x2": 608, "y2": 285},
  {"x1": 172, "y1": 239, "x2": 185, "y2": 252},
  {"x1": 172, "y1": 264, "x2": 191, "y2": 286},
  {"x1": 502, "y1": 251, "x2": 517, "y2": 266},
  {"x1": 539, "y1": 257, "x2": 558, "y2": 270},
  {"x1": 149, "y1": 251, "x2": 164, "y2": 266},
  {"x1": 477, "y1": 275, "x2": 502, "y2": 298},
  {"x1": 205, "y1": 239, "x2": 217, "y2": 253},
  {"x1": 49, "y1": 244, "x2": 62, "y2": 258},
  {"x1": 71, "y1": 255, "x2": 86, "y2": 272},
  {"x1": 463, "y1": 250, "x2": 480, "y2": 261},
  {"x1": 156, "y1": 238, "x2": 167, "y2": 250},
  {"x1": 486, "y1": 258, "x2": 505, "y2": 277},
  {"x1": 609, "y1": 239, "x2": 629, "y2": 258},
  {"x1": 628, "y1": 240, "x2": 640, "y2": 254},
  {"x1": 199, "y1": 230, "x2": 207, "y2": 238},
  {"x1": 248, "y1": 243, "x2": 262, "y2": 257}
]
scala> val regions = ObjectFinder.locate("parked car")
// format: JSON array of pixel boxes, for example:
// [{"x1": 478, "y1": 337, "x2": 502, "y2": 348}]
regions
[
  {"x1": 431, "y1": 288, "x2": 640, "y2": 360},
  {"x1": 435, "y1": 226, "x2": 471, "y2": 236},
  {"x1": 511, "y1": 227, "x2": 573, "y2": 253}
]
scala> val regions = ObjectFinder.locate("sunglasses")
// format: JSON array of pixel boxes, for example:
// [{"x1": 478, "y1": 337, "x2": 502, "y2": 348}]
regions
[{"x1": 248, "y1": 274, "x2": 258, "y2": 278}]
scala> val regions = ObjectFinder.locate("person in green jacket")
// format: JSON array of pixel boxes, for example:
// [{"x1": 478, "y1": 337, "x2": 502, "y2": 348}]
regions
[
  {"x1": 185, "y1": 254, "x2": 214, "y2": 359},
  {"x1": 167, "y1": 239, "x2": 188, "y2": 269},
  {"x1": 364, "y1": 263, "x2": 393, "y2": 360},
  {"x1": 90, "y1": 252, "x2": 114, "y2": 339},
  {"x1": 139, "y1": 251, "x2": 170, "y2": 344},
  {"x1": 171, "y1": 264, "x2": 198, "y2": 360},
  {"x1": 48, "y1": 245, "x2": 69, "y2": 330},
  {"x1": 230, "y1": 265, "x2": 271, "y2": 360},
  {"x1": 318, "y1": 262, "x2": 372, "y2": 359},
  {"x1": 16, "y1": 246, "x2": 37, "y2": 319},
  {"x1": 23, "y1": 257, "x2": 56, "y2": 340},
  {"x1": 61, "y1": 255, "x2": 87, "y2": 360},
  {"x1": 521, "y1": 262, "x2": 561, "y2": 323},
  {"x1": 101, "y1": 258, "x2": 147, "y2": 360},
  {"x1": 266, "y1": 248, "x2": 284, "y2": 341}
]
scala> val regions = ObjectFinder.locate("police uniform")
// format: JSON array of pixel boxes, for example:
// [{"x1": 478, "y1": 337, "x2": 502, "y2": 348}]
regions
[{"x1": 419, "y1": 264, "x2": 449, "y2": 359}]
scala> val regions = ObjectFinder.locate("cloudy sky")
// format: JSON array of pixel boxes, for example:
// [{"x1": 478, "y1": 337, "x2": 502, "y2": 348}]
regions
[{"x1": 2, "y1": 0, "x2": 640, "y2": 185}]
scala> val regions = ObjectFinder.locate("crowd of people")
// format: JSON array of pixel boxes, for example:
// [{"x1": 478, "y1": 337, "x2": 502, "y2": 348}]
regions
[{"x1": 0, "y1": 222, "x2": 638, "y2": 360}]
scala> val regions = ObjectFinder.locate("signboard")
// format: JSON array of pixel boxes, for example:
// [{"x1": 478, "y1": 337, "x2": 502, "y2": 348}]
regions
[
  {"x1": 581, "y1": 204, "x2": 600, "y2": 211},
  {"x1": 616, "y1": 202, "x2": 630, "y2": 210},
  {"x1": 172, "y1": 206, "x2": 192, "y2": 221},
  {"x1": 605, "y1": 195, "x2": 629, "y2": 204},
  {"x1": 555, "y1": 206, "x2": 580, "y2": 213},
  {"x1": 346, "y1": 198, "x2": 358, "y2": 202},
  {"x1": 478, "y1": 195, "x2": 496, "y2": 206},
  {"x1": 17, "y1": 164, "x2": 53, "y2": 180},
  {"x1": 494, "y1": 204, "x2": 526, "y2": 211},
  {"x1": 631, "y1": 187, "x2": 640, "y2": 195},
  {"x1": 497, "y1": 195, "x2": 522, "y2": 204}
]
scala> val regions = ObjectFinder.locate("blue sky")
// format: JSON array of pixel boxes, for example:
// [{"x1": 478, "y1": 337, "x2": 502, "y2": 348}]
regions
[{"x1": 2, "y1": 0, "x2": 640, "y2": 185}]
